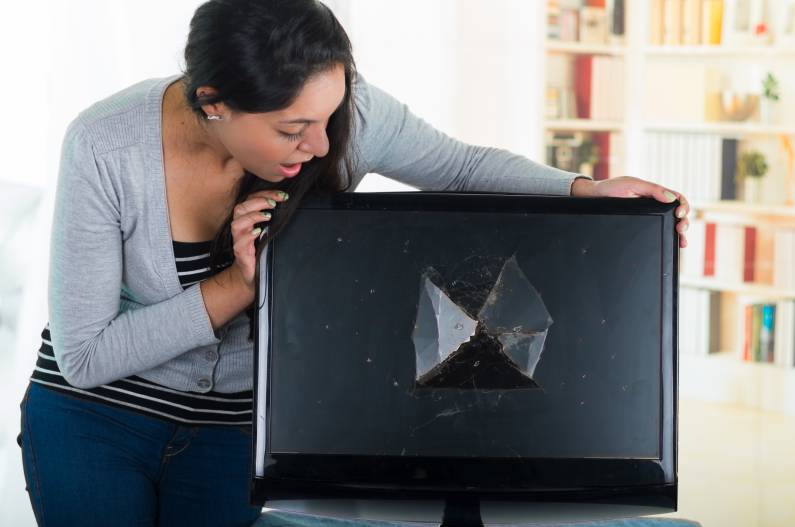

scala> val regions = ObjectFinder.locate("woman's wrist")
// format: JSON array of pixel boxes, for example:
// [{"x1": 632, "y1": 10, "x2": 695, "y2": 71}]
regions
[
  {"x1": 570, "y1": 176, "x2": 597, "y2": 197},
  {"x1": 200, "y1": 265, "x2": 256, "y2": 334}
]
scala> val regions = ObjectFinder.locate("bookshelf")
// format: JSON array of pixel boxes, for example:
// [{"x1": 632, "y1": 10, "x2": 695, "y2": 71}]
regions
[{"x1": 543, "y1": 0, "x2": 795, "y2": 416}]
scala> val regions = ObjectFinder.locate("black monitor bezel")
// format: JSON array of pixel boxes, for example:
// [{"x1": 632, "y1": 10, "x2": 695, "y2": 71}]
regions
[{"x1": 250, "y1": 191, "x2": 678, "y2": 509}]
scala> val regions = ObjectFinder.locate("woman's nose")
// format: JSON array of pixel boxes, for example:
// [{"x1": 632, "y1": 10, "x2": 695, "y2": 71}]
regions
[{"x1": 299, "y1": 124, "x2": 329, "y2": 158}]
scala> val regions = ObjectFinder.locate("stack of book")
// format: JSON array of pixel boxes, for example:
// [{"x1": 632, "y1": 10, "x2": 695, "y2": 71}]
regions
[
  {"x1": 546, "y1": 54, "x2": 625, "y2": 122},
  {"x1": 679, "y1": 287, "x2": 721, "y2": 356},
  {"x1": 736, "y1": 297, "x2": 795, "y2": 367},
  {"x1": 649, "y1": 0, "x2": 725, "y2": 45},
  {"x1": 681, "y1": 220, "x2": 778, "y2": 285},
  {"x1": 643, "y1": 132, "x2": 739, "y2": 203}
]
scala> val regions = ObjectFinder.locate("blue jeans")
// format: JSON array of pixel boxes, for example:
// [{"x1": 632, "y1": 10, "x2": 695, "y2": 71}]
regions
[{"x1": 18, "y1": 381, "x2": 263, "y2": 527}]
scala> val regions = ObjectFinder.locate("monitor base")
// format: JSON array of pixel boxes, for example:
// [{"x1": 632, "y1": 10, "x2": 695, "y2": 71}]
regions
[{"x1": 440, "y1": 497, "x2": 484, "y2": 527}]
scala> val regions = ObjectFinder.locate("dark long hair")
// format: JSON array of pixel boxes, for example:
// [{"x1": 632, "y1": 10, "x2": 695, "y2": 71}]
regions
[{"x1": 179, "y1": 0, "x2": 357, "y2": 341}]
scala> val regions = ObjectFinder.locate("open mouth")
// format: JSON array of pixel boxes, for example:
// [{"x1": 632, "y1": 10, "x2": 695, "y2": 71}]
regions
[{"x1": 278, "y1": 162, "x2": 302, "y2": 177}]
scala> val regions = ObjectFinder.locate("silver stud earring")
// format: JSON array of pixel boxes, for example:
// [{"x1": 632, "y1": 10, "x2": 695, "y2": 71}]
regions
[{"x1": 206, "y1": 114, "x2": 223, "y2": 121}]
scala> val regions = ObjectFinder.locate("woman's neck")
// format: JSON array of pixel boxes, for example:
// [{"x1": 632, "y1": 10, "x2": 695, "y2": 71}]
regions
[{"x1": 163, "y1": 78, "x2": 241, "y2": 176}]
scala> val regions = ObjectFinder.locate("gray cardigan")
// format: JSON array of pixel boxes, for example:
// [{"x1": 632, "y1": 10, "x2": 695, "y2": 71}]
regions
[{"x1": 48, "y1": 72, "x2": 590, "y2": 392}]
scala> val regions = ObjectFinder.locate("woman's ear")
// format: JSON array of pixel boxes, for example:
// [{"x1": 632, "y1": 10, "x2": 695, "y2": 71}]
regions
[{"x1": 196, "y1": 85, "x2": 226, "y2": 118}]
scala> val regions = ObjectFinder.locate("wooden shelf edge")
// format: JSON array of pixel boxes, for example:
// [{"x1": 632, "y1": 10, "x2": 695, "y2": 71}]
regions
[
  {"x1": 680, "y1": 277, "x2": 795, "y2": 299},
  {"x1": 642, "y1": 122, "x2": 795, "y2": 136},
  {"x1": 544, "y1": 119, "x2": 625, "y2": 132},
  {"x1": 546, "y1": 40, "x2": 627, "y2": 55},
  {"x1": 645, "y1": 44, "x2": 795, "y2": 57}
]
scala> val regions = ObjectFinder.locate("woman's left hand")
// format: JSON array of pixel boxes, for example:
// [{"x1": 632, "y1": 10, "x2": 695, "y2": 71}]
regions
[{"x1": 571, "y1": 176, "x2": 690, "y2": 249}]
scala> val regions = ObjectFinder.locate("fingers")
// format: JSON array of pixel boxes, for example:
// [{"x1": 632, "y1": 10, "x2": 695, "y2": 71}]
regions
[
  {"x1": 676, "y1": 217, "x2": 689, "y2": 245},
  {"x1": 231, "y1": 209, "x2": 272, "y2": 241},
  {"x1": 674, "y1": 191, "x2": 690, "y2": 220},
  {"x1": 656, "y1": 185, "x2": 690, "y2": 221},
  {"x1": 653, "y1": 184, "x2": 678, "y2": 204},
  {"x1": 232, "y1": 190, "x2": 289, "y2": 219}
]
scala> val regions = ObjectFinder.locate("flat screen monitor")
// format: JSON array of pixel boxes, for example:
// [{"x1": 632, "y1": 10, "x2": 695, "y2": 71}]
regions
[{"x1": 251, "y1": 191, "x2": 678, "y2": 526}]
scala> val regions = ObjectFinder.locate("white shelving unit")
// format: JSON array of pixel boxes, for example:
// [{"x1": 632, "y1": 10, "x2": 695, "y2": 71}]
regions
[{"x1": 542, "y1": 1, "x2": 795, "y2": 416}]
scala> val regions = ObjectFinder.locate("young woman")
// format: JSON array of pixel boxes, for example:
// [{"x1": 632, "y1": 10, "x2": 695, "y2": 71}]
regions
[{"x1": 17, "y1": 0, "x2": 691, "y2": 526}]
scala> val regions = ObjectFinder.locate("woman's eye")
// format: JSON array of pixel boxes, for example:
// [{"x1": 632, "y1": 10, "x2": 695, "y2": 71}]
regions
[{"x1": 279, "y1": 131, "x2": 303, "y2": 142}]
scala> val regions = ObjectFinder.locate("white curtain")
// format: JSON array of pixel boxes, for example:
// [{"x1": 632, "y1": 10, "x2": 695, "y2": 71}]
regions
[{"x1": 0, "y1": 2, "x2": 543, "y2": 524}]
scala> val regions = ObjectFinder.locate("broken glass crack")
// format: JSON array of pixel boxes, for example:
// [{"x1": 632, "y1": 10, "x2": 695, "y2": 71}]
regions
[{"x1": 411, "y1": 254, "x2": 552, "y2": 390}]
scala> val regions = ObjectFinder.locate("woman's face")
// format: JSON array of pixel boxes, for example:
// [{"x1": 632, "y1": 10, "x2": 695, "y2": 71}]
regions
[{"x1": 200, "y1": 63, "x2": 346, "y2": 183}]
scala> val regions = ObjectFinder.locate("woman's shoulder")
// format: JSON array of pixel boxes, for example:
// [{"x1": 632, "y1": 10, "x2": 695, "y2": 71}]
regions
[{"x1": 68, "y1": 74, "x2": 179, "y2": 156}]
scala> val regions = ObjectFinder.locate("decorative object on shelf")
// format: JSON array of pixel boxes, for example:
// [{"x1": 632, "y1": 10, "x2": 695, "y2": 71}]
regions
[
  {"x1": 760, "y1": 72, "x2": 780, "y2": 125},
  {"x1": 580, "y1": 6, "x2": 608, "y2": 44},
  {"x1": 753, "y1": 20, "x2": 772, "y2": 44},
  {"x1": 779, "y1": 0, "x2": 795, "y2": 47},
  {"x1": 546, "y1": 131, "x2": 592, "y2": 173},
  {"x1": 723, "y1": 0, "x2": 771, "y2": 46},
  {"x1": 577, "y1": 138, "x2": 600, "y2": 178},
  {"x1": 738, "y1": 150, "x2": 769, "y2": 203},
  {"x1": 716, "y1": 91, "x2": 760, "y2": 122}
]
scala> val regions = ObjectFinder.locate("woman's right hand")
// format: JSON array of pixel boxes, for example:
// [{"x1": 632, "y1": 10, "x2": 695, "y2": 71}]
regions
[{"x1": 228, "y1": 189, "x2": 289, "y2": 292}]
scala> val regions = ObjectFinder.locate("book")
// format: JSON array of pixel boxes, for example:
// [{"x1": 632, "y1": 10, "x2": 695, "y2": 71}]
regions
[
  {"x1": 704, "y1": 222, "x2": 717, "y2": 277},
  {"x1": 703, "y1": 0, "x2": 725, "y2": 45},
  {"x1": 573, "y1": 55, "x2": 593, "y2": 118},
  {"x1": 580, "y1": 6, "x2": 609, "y2": 44},
  {"x1": 743, "y1": 226, "x2": 757, "y2": 283},
  {"x1": 664, "y1": 0, "x2": 684, "y2": 45},
  {"x1": 774, "y1": 230, "x2": 795, "y2": 290},
  {"x1": 720, "y1": 138, "x2": 738, "y2": 200},
  {"x1": 650, "y1": 0, "x2": 666, "y2": 44},
  {"x1": 714, "y1": 224, "x2": 745, "y2": 284},
  {"x1": 683, "y1": 0, "x2": 704, "y2": 44}
]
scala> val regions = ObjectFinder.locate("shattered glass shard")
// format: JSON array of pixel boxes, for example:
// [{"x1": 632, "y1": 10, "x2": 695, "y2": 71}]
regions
[
  {"x1": 496, "y1": 332, "x2": 547, "y2": 378},
  {"x1": 478, "y1": 256, "x2": 553, "y2": 334},
  {"x1": 413, "y1": 271, "x2": 478, "y2": 378},
  {"x1": 411, "y1": 254, "x2": 553, "y2": 390}
]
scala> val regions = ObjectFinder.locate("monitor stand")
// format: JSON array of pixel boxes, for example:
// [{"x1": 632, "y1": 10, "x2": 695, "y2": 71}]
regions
[{"x1": 440, "y1": 497, "x2": 484, "y2": 527}]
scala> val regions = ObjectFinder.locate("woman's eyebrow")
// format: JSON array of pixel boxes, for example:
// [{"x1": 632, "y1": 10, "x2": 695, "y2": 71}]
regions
[{"x1": 278, "y1": 118, "x2": 316, "y2": 124}]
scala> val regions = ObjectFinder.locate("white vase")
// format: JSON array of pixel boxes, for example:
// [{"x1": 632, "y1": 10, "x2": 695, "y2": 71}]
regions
[
  {"x1": 744, "y1": 177, "x2": 763, "y2": 203},
  {"x1": 760, "y1": 99, "x2": 777, "y2": 125}
]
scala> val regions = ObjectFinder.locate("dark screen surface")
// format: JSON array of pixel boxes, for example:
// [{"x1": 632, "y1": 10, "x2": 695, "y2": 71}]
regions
[{"x1": 265, "y1": 195, "x2": 664, "y2": 460}]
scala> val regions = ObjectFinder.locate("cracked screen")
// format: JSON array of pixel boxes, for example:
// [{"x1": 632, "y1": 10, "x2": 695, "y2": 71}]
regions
[{"x1": 267, "y1": 208, "x2": 662, "y2": 459}]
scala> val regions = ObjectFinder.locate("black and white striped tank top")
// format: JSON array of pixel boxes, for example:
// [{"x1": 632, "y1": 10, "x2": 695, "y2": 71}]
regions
[{"x1": 29, "y1": 240, "x2": 253, "y2": 426}]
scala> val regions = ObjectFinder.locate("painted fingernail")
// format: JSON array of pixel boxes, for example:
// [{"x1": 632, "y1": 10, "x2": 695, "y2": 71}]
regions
[
  {"x1": 267, "y1": 198, "x2": 277, "y2": 207},
  {"x1": 279, "y1": 191, "x2": 289, "y2": 200},
  {"x1": 252, "y1": 227, "x2": 262, "y2": 236},
  {"x1": 261, "y1": 212, "x2": 272, "y2": 220},
  {"x1": 677, "y1": 208, "x2": 686, "y2": 218},
  {"x1": 664, "y1": 191, "x2": 676, "y2": 202}
]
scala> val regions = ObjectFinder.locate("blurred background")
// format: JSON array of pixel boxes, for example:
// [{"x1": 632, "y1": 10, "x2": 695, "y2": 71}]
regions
[{"x1": 0, "y1": 1, "x2": 793, "y2": 526}]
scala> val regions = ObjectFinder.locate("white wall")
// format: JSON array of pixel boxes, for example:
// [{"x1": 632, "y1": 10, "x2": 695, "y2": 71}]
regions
[{"x1": 0, "y1": 2, "x2": 546, "y2": 524}]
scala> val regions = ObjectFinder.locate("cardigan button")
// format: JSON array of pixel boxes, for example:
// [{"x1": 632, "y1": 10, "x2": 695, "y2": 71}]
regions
[
  {"x1": 205, "y1": 350, "x2": 218, "y2": 362},
  {"x1": 197, "y1": 378, "x2": 211, "y2": 389}
]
